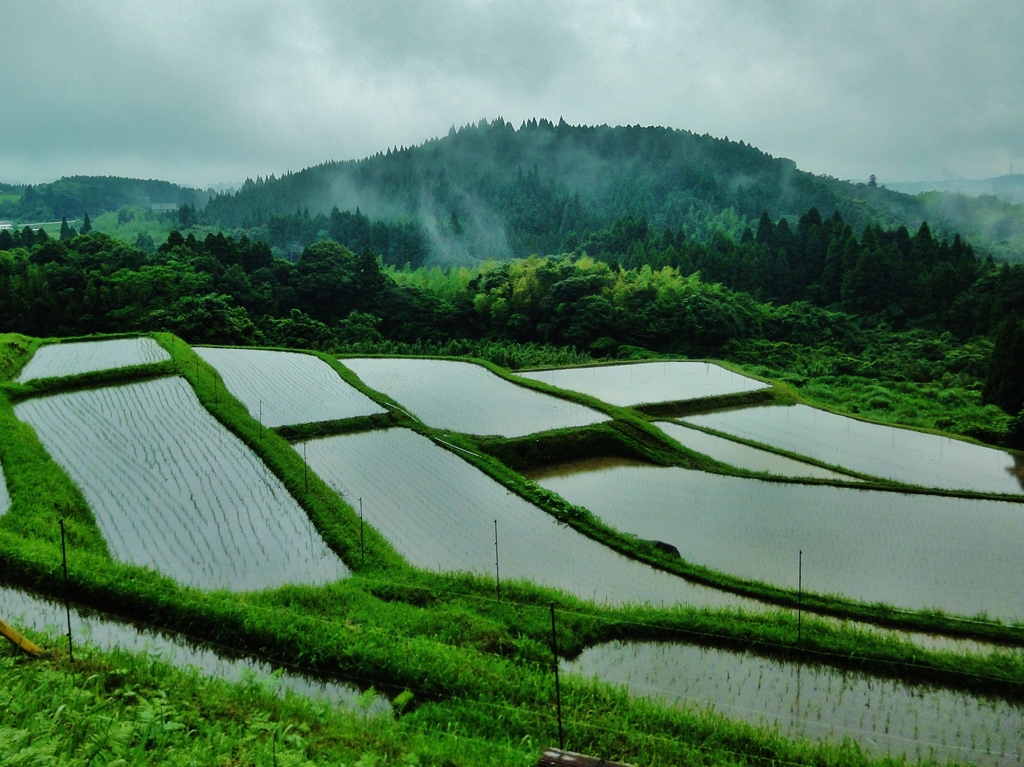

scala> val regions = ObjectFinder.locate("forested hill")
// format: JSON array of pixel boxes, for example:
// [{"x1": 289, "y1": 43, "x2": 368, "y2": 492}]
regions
[
  {"x1": 200, "y1": 118, "x2": 1024, "y2": 265},
  {"x1": 203, "y1": 118, "x2": 913, "y2": 261},
  {"x1": 0, "y1": 176, "x2": 209, "y2": 222}
]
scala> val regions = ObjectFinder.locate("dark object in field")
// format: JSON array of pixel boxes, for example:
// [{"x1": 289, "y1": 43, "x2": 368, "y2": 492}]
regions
[
  {"x1": 646, "y1": 539, "x2": 681, "y2": 558},
  {"x1": 537, "y1": 748, "x2": 634, "y2": 766}
]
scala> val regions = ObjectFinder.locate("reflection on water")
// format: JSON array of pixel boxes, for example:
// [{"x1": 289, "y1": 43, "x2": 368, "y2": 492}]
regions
[
  {"x1": 523, "y1": 456, "x2": 654, "y2": 480},
  {"x1": 539, "y1": 463, "x2": 1024, "y2": 622},
  {"x1": 567, "y1": 641, "x2": 1024, "y2": 767},
  {"x1": 657, "y1": 421, "x2": 857, "y2": 481},
  {"x1": 517, "y1": 361, "x2": 768, "y2": 407},
  {"x1": 0, "y1": 585, "x2": 390, "y2": 715},
  {"x1": 686, "y1": 404, "x2": 1024, "y2": 495},
  {"x1": 300, "y1": 429, "x2": 763, "y2": 611}
]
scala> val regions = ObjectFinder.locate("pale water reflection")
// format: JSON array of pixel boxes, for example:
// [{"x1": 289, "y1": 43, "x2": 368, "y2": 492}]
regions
[
  {"x1": 566, "y1": 641, "x2": 1024, "y2": 766},
  {"x1": 538, "y1": 463, "x2": 1024, "y2": 622},
  {"x1": 686, "y1": 404, "x2": 1024, "y2": 495}
]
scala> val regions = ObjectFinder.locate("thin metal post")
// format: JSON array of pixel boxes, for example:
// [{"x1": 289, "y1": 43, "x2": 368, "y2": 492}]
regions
[
  {"x1": 550, "y1": 603, "x2": 564, "y2": 750},
  {"x1": 797, "y1": 549, "x2": 803, "y2": 643},
  {"x1": 59, "y1": 519, "x2": 73, "y2": 662},
  {"x1": 359, "y1": 498, "x2": 364, "y2": 567},
  {"x1": 303, "y1": 442, "x2": 308, "y2": 492},
  {"x1": 259, "y1": 400, "x2": 263, "y2": 440},
  {"x1": 494, "y1": 519, "x2": 500, "y2": 599}
]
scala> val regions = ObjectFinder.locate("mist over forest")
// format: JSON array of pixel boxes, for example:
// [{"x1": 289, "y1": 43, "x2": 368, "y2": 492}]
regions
[{"x1": 4, "y1": 119, "x2": 1024, "y2": 266}]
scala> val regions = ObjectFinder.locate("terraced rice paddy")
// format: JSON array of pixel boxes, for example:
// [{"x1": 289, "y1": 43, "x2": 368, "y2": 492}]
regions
[
  {"x1": 686, "y1": 404, "x2": 1024, "y2": 495},
  {"x1": 657, "y1": 421, "x2": 855, "y2": 481},
  {"x1": 566, "y1": 641, "x2": 1024, "y2": 766},
  {"x1": 16, "y1": 337, "x2": 169, "y2": 382},
  {"x1": 517, "y1": 361, "x2": 768, "y2": 406},
  {"x1": 14, "y1": 377, "x2": 349, "y2": 591},
  {"x1": 341, "y1": 358, "x2": 608, "y2": 437},
  {"x1": 298, "y1": 428, "x2": 762, "y2": 610},
  {"x1": 195, "y1": 346, "x2": 386, "y2": 427},
  {"x1": 0, "y1": 586, "x2": 388, "y2": 713},
  {"x1": 537, "y1": 462, "x2": 1024, "y2": 622}
]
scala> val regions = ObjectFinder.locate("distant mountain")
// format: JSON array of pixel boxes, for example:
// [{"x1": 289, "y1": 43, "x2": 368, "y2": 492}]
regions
[
  {"x1": 0, "y1": 176, "x2": 210, "y2": 222},
  {"x1": 887, "y1": 175, "x2": 1024, "y2": 206},
  {"x1": 201, "y1": 118, "x2": 1024, "y2": 263}
]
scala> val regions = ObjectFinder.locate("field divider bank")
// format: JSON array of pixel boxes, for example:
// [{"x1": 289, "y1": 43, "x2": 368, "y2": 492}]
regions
[{"x1": 149, "y1": 335, "x2": 409, "y2": 575}]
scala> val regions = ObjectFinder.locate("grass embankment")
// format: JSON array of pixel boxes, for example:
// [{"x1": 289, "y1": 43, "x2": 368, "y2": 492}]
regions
[
  {"x1": 1, "y1": 627, "x2": 532, "y2": 767},
  {"x1": 7, "y1": 618, "x2": 964, "y2": 767},
  {"x1": 5, "y1": 335, "x2": 1024, "y2": 764}
]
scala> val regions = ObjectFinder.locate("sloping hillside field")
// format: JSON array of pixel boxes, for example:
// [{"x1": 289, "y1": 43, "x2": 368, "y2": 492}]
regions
[
  {"x1": 298, "y1": 428, "x2": 760, "y2": 610},
  {"x1": 657, "y1": 421, "x2": 855, "y2": 481},
  {"x1": 517, "y1": 361, "x2": 767, "y2": 405},
  {"x1": 566, "y1": 641, "x2": 1023, "y2": 767},
  {"x1": 14, "y1": 377, "x2": 349, "y2": 590},
  {"x1": 686, "y1": 404, "x2": 1024, "y2": 495},
  {"x1": 538, "y1": 463, "x2": 1024, "y2": 621},
  {"x1": 342, "y1": 357, "x2": 608, "y2": 437},
  {"x1": 16, "y1": 337, "x2": 169, "y2": 382},
  {"x1": 195, "y1": 346, "x2": 386, "y2": 427}
]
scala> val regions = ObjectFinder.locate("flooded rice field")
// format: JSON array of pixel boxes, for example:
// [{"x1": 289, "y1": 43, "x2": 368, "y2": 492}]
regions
[
  {"x1": 299, "y1": 428, "x2": 766, "y2": 611},
  {"x1": 686, "y1": 404, "x2": 1024, "y2": 495},
  {"x1": 517, "y1": 361, "x2": 768, "y2": 406},
  {"x1": 566, "y1": 641, "x2": 1024, "y2": 766},
  {"x1": 14, "y1": 377, "x2": 349, "y2": 591},
  {"x1": 0, "y1": 585, "x2": 389, "y2": 714},
  {"x1": 341, "y1": 357, "x2": 608, "y2": 437},
  {"x1": 16, "y1": 337, "x2": 169, "y2": 382},
  {"x1": 195, "y1": 346, "x2": 385, "y2": 427},
  {"x1": 537, "y1": 461, "x2": 1024, "y2": 622},
  {"x1": 657, "y1": 421, "x2": 856, "y2": 481}
]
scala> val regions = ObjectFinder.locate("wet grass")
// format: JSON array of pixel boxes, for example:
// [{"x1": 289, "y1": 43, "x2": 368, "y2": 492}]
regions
[{"x1": 3, "y1": 334, "x2": 1024, "y2": 765}]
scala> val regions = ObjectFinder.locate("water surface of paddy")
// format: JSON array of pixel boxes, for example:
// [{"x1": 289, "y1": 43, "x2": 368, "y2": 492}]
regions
[
  {"x1": 657, "y1": 421, "x2": 855, "y2": 481},
  {"x1": 196, "y1": 346, "x2": 385, "y2": 427},
  {"x1": 566, "y1": 641, "x2": 1024, "y2": 766},
  {"x1": 342, "y1": 357, "x2": 608, "y2": 437},
  {"x1": 686, "y1": 404, "x2": 1023, "y2": 495},
  {"x1": 517, "y1": 360, "x2": 767, "y2": 406},
  {"x1": 15, "y1": 377, "x2": 349, "y2": 591},
  {"x1": 299, "y1": 428, "x2": 766, "y2": 611},
  {"x1": 16, "y1": 337, "x2": 169, "y2": 382},
  {"x1": 539, "y1": 462, "x2": 1024, "y2": 621}
]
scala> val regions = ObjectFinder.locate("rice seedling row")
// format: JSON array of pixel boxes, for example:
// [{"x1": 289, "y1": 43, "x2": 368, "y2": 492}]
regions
[
  {"x1": 341, "y1": 357, "x2": 609, "y2": 437},
  {"x1": 16, "y1": 337, "x2": 170, "y2": 382},
  {"x1": 298, "y1": 428, "x2": 765, "y2": 611},
  {"x1": 0, "y1": 585, "x2": 389, "y2": 713},
  {"x1": 686, "y1": 404, "x2": 1024, "y2": 495},
  {"x1": 195, "y1": 346, "x2": 386, "y2": 427},
  {"x1": 538, "y1": 462, "x2": 1024, "y2": 622},
  {"x1": 14, "y1": 377, "x2": 349, "y2": 591},
  {"x1": 566, "y1": 640, "x2": 1024, "y2": 767},
  {"x1": 517, "y1": 361, "x2": 768, "y2": 406},
  {"x1": 657, "y1": 421, "x2": 856, "y2": 481}
]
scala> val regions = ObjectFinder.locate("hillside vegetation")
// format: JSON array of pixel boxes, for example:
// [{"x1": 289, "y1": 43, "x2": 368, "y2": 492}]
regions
[{"x1": 5, "y1": 120, "x2": 1024, "y2": 265}]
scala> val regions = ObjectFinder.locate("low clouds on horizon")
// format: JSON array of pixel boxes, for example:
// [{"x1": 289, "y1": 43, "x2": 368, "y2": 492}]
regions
[{"x1": 2, "y1": 1, "x2": 1022, "y2": 188}]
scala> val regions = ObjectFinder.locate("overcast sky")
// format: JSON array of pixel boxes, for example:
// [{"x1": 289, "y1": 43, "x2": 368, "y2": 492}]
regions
[{"x1": 2, "y1": 1, "x2": 1021, "y2": 188}]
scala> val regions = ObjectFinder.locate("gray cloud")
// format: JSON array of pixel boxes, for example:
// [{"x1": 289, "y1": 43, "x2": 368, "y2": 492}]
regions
[{"x1": 1, "y1": 1, "x2": 1022, "y2": 186}]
